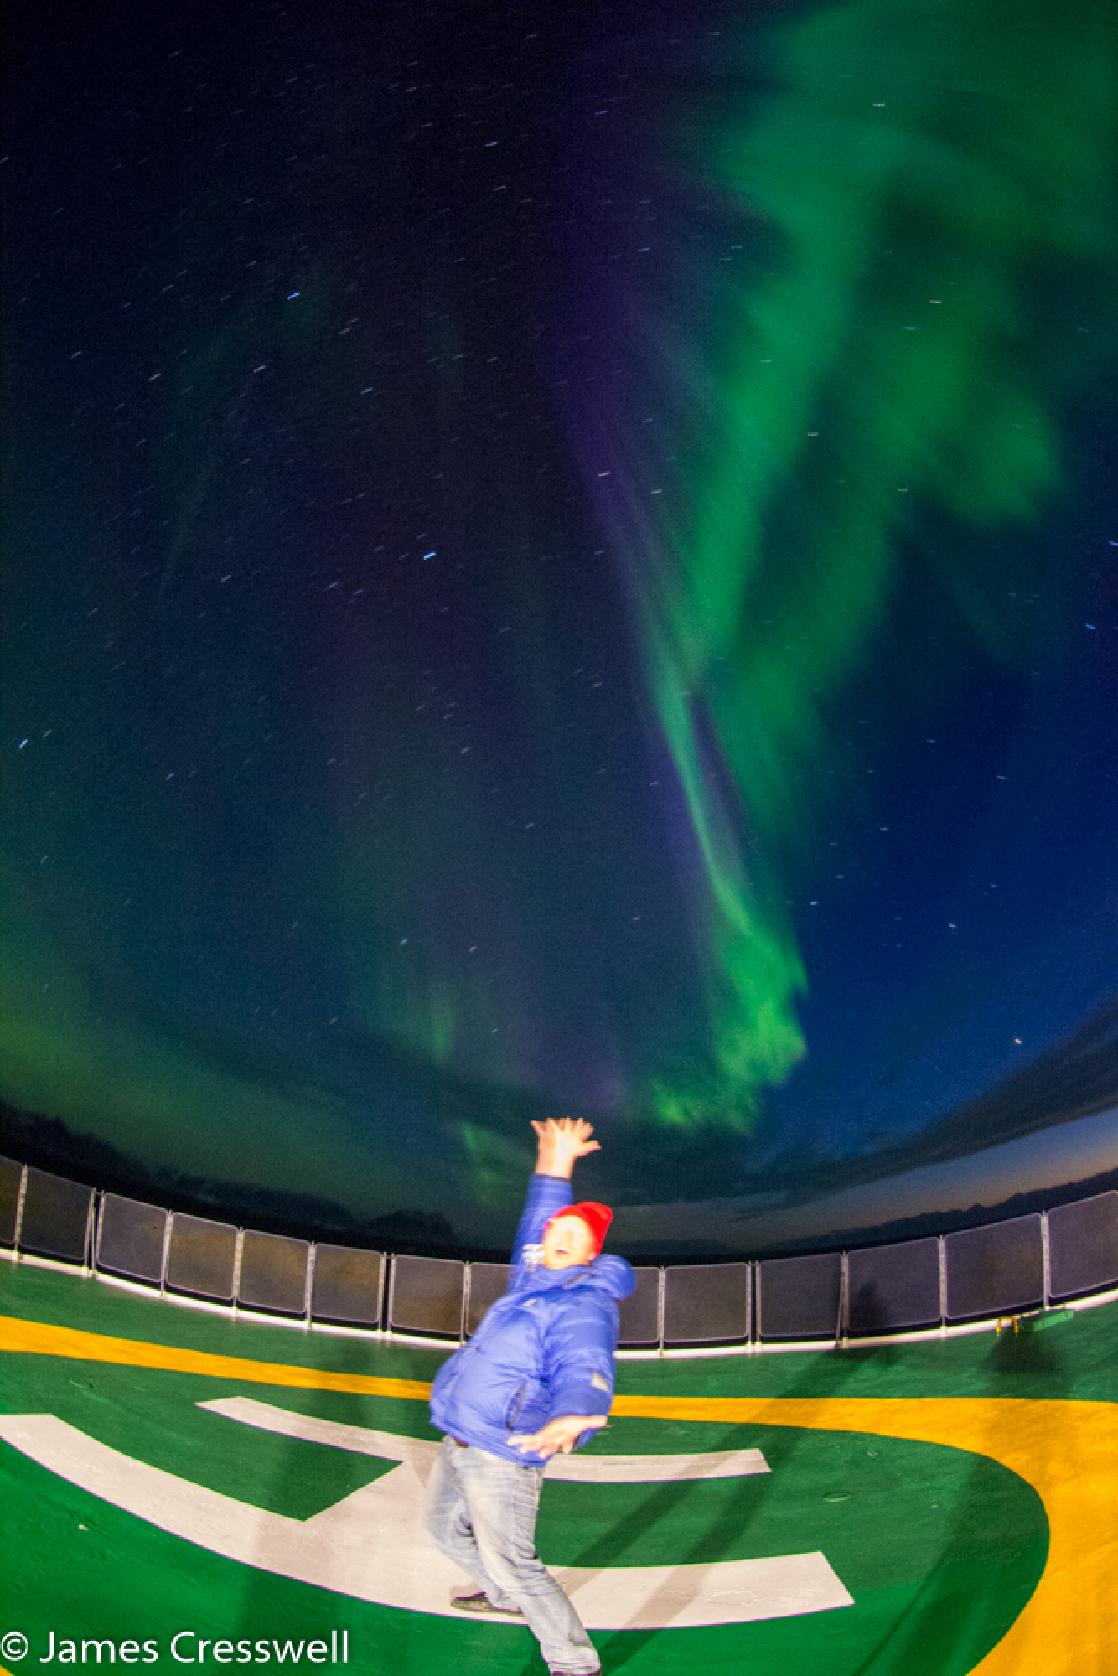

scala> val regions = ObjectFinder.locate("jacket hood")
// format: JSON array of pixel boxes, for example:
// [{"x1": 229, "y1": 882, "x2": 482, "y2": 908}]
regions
[{"x1": 590, "y1": 1253, "x2": 638, "y2": 1299}]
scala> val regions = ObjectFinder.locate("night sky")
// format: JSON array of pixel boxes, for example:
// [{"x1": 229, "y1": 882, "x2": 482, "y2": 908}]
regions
[{"x1": 2, "y1": 0, "x2": 1115, "y2": 1253}]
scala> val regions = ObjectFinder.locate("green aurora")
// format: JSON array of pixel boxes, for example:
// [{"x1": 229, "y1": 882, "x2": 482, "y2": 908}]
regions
[{"x1": 579, "y1": 0, "x2": 1115, "y2": 1128}]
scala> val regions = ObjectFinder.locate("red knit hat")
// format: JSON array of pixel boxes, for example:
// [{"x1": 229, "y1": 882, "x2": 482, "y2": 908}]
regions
[{"x1": 544, "y1": 1201, "x2": 614, "y2": 1259}]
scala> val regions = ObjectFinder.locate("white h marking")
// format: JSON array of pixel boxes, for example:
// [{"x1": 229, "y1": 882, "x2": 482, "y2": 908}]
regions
[{"x1": 0, "y1": 1408, "x2": 853, "y2": 1630}]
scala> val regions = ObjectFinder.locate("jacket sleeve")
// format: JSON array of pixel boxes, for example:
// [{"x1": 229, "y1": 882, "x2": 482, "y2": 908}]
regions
[
  {"x1": 543, "y1": 1292, "x2": 619, "y2": 1422},
  {"x1": 511, "y1": 1172, "x2": 573, "y2": 1268}
]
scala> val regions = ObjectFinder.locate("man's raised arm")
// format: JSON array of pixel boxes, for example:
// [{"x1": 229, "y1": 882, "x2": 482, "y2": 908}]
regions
[
  {"x1": 532, "y1": 1116, "x2": 601, "y2": 1180},
  {"x1": 510, "y1": 1117, "x2": 601, "y2": 1267}
]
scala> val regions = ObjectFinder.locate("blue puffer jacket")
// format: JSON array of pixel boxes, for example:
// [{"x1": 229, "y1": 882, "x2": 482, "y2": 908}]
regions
[{"x1": 429, "y1": 1173, "x2": 636, "y2": 1467}]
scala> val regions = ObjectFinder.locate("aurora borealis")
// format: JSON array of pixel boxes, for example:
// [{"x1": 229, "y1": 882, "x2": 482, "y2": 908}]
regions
[{"x1": 1, "y1": 0, "x2": 1115, "y2": 1251}]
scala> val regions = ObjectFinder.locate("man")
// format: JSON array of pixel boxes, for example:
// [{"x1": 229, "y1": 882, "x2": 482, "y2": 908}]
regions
[{"x1": 426, "y1": 1116, "x2": 634, "y2": 1676}]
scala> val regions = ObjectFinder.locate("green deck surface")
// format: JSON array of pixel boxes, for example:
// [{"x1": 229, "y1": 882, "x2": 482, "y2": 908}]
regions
[{"x1": 2, "y1": 1258, "x2": 1114, "y2": 1675}]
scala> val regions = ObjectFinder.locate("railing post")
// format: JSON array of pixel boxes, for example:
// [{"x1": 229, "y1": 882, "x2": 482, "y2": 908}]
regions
[
  {"x1": 232, "y1": 1227, "x2": 244, "y2": 1312},
  {"x1": 13, "y1": 1164, "x2": 28, "y2": 1254},
  {"x1": 305, "y1": 1242, "x2": 317, "y2": 1327},
  {"x1": 1040, "y1": 1212, "x2": 1051, "y2": 1311},
  {"x1": 938, "y1": 1234, "x2": 947, "y2": 1330}
]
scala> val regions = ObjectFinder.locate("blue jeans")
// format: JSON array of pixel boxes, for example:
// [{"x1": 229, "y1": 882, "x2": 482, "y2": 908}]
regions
[{"x1": 425, "y1": 1435, "x2": 600, "y2": 1674}]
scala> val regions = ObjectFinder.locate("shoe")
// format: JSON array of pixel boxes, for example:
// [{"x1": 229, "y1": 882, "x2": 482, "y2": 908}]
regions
[{"x1": 449, "y1": 1589, "x2": 524, "y2": 1617}]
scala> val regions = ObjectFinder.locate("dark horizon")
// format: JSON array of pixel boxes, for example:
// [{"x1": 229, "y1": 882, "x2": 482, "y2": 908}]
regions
[{"x1": 4, "y1": 1088, "x2": 1115, "y2": 1262}]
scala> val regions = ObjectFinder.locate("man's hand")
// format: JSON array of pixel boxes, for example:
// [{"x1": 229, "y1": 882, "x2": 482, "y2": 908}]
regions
[
  {"x1": 509, "y1": 1413, "x2": 607, "y2": 1459},
  {"x1": 532, "y1": 1116, "x2": 600, "y2": 1180}
]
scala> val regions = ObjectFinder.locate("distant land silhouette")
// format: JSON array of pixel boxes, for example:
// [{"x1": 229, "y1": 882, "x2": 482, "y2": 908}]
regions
[
  {"x1": 0, "y1": 1099, "x2": 459, "y2": 1255},
  {"x1": 3, "y1": 1094, "x2": 1115, "y2": 1262},
  {"x1": 625, "y1": 1167, "x2": 1118, "y2": 1261}
]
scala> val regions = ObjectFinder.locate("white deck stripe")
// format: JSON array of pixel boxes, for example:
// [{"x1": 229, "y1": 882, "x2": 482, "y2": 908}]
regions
[
  {"x1": 198, "y1": 1394, "x2": 772, "y2": 1481},
  {"x1": 0, "y1": 1413, "x2": 853, "y2": 1630}
]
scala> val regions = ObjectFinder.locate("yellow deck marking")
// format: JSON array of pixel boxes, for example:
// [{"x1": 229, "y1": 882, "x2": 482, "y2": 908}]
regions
[
  {"x1": 613, "y1": 1394, "x2": 1117, "y2": 1676},
  {"x1": 3, "y1": 1312, "x2": 1116, "y2": 1675},
  {"x1": 0, "y1": 1314, "x2": 430, "y2": 1399}
]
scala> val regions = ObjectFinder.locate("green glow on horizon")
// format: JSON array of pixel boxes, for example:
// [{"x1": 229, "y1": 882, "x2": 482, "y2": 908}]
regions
[
  {"x1": 0, "y1": 864, "x2": 390, "y2": 1204},
  {"x1": 458, "y1": 1119, "x2": 530, "y2": 1208},
  {"x1": 617, "y1": 0, "x2": 1114, "y2": 1127}
]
